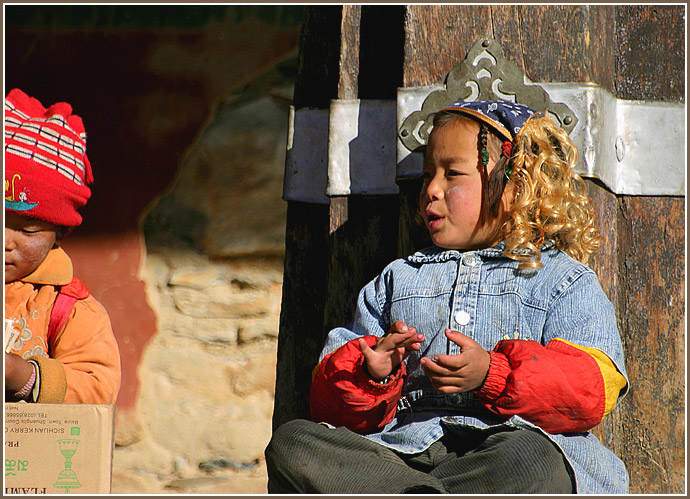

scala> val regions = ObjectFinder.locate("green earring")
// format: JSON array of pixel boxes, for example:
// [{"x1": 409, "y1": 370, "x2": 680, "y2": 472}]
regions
[{"x1": 481, "y1": 148, "x2": 489, "y2": 166}]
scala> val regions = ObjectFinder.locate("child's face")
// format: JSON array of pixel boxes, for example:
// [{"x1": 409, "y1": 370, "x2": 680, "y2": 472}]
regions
[
  {"x1": 5, "y1": 213, "x2": 60, "y2": 283},
  {"x1": 419, "y1": 118, "x2": 508, "y2": 251}
]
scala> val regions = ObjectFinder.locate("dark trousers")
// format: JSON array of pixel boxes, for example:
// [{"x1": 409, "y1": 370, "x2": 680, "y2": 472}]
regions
[{"x1": 265, "y1": 419, "x2": 575, "y2": 494}]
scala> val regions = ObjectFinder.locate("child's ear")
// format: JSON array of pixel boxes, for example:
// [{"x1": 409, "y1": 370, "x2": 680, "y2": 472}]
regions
[{"x1": 56, "y1": 226, "x2": 72, "y2": 241}]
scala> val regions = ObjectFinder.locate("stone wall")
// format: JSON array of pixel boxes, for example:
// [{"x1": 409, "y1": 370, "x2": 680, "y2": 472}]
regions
[
  {"x1": 111, "y1": 62, "x2": 294, "y2": 493},
  {"x1": 113, "y1": 253, "x2": 283, "y2": 493}
]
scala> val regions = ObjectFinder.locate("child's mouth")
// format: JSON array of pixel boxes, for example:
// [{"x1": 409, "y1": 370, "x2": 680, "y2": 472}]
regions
[{"x1": 426, "y1": 213, "x2": 443, "y2": 228}]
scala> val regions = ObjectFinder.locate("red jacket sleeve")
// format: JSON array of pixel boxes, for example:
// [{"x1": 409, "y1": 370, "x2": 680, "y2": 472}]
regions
[
  {"x1": 475, "y1": 338, "x2": 627, "y2": 434},
  {"x1": 310, "y1": 336, "x2": 405, "y2": 433}
]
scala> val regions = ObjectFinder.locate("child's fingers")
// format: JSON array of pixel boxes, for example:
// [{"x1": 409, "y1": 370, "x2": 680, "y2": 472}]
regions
[
  {"x1": 389, "y1": 320, "x2": 410, "y2": 334},
  {"x1": 395, "y1": 331, "x2": 423, "y2": 347},
  {"x1": 358, "y1": 337, "x2": 374, "y2": 356},
  {"x1": 378, "y1": 324, "x2": 414, "y2": 343},
  {"x1": 378, "y1": 329, "x2": 423, "y2": 350},
  {"x1": 444, "y1": 328, "x2": 481, "y2": 349},
  {"x1": 431, "y1": 353, "x2": 468, "y2": 370},
  {"x1": 405, "y1": 341, "x2": 423, "y2": 352},
  {"x1": 419, "y1": 355, "x2": 465, "y2": 375},
  {"x1": 421, "y1": 362, "x2": 470, "y2": 389}
]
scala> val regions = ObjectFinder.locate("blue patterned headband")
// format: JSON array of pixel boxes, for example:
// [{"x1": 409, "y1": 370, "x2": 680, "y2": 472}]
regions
[{"x1": 439, "y1": 100, "x2": 537, "y2": 142}]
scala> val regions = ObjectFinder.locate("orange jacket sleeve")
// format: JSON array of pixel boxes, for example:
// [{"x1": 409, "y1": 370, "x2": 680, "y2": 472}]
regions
[
  {"x1": 310, "y1": 336, "x2": 404, "y2": 433},
  {"x1": 475, "y1": 338, "x2": 627, "y2": 434},
  {"x1": 43, "y1": 294, "x2": 122, "y2": 404}
]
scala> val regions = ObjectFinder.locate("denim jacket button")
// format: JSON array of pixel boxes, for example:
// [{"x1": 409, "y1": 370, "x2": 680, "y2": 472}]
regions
[
  {"x1": 464, "y1": 254, "x2": 477, "y2": 266},
  {"x1": 455, "y1": 310, "x2": 471, "y2": 325}
]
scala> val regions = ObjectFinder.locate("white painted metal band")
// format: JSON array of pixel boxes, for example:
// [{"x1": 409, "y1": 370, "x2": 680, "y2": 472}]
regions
[
  {"x1": 397, "y1": 83, "x2": 686, "y2": 196},
  {"x1": 283, "y1": 106, "x2": 329, "y2": 204},
  {"x1": 541, "y1": 83, "x2": 685, "y2": 196},
  {"x1": 283, "y1": 86, "x2": 685, "y2": 203},
  {"x1": 284, "y1": 100, "x2": 397, "y2": 204}
]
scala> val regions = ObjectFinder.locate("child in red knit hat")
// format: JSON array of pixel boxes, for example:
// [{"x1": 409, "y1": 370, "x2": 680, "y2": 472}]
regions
[{"x1": 5, "y1": 88, "x2": 121, "y2": 404}]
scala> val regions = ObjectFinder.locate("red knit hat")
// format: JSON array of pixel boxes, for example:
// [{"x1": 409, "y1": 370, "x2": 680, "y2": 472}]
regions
[{"x1": 5, "y1": 88, "x2": 93, "y2": 227}]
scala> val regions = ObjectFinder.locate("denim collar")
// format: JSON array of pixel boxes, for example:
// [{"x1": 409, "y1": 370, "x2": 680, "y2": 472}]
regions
[{"x1": 407, "y1": 241, "x2": 556, "y2": 264}]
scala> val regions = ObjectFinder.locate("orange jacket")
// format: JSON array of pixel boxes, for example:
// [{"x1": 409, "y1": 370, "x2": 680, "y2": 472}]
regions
[{"x1": 5, "y1": 247, "x2": 121, "y2": 404}]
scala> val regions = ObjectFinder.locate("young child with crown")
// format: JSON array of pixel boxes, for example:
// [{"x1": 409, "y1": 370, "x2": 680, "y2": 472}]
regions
[{"x1": 265, "y1": 100, "x2": 629, "y2": 494}]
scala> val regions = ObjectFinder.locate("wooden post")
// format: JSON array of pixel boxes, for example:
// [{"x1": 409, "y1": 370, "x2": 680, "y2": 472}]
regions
[
  {"x1": 273, "y1": 5, "x2": 405, "y2": 429},
  {"x1": 272, "y1": 6, "x2": 340, "y2": 430}
]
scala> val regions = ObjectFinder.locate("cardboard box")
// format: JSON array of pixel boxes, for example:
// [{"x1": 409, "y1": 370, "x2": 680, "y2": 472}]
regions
[{"x1": 4, "y1": 403, "x2": 116, "y2": 494}]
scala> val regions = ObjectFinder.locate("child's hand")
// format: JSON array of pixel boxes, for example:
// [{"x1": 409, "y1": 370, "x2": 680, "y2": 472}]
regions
[
  {"x1": 5, "y1": 352, "x2": 34, "y2": 394},
  {"x1": 358, "y1": 321, "x2": 425, "y2": 381},
  {"x1": 420, "y1": 329, "x2": 490, "y2": 393}
]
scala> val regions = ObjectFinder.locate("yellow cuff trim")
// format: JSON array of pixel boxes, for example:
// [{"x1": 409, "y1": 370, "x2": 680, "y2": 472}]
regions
[
  {"x1": 554, "y1": 339, "x2": 627, "y2": 417},
  {"x1": 27, "y1": 356, "x2": 67, "y2": 404}
]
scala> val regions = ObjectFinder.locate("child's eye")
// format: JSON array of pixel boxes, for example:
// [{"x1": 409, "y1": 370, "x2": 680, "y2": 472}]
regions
[{"x1": 447, "y1": 170, "x2": 464, "y2": 177}]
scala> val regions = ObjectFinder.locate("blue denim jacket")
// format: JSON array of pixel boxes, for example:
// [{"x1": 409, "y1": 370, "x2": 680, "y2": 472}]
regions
[{"x1": 319, "y1": 244, "x2": 629, "y2": 493}]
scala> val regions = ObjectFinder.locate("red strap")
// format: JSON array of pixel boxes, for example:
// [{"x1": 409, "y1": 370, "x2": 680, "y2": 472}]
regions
[
  {"x1": 58, "y1": 276, "x2": 90, "y2": 300},
  {"x1": 47, "y1": 277, "x2": 89, "y2": 355}
]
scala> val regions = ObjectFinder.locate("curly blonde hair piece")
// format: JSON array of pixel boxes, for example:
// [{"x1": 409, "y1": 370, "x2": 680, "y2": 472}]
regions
[{"x1": 503, "y1": 115, "x2": 602, "y2": 269}]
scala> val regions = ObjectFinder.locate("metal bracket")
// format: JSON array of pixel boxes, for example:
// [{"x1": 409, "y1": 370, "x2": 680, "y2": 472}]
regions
[
  {"x1": 397, "y1": 37, "x2": 685, "y2": 196},
  {"x1": 398, "y1": 37, "x2": 578, "y2": 153},
  {"x1": 283, "y1": 38, "x2": 685, "y2": 203},
  {"x1": 538, "y1": 83, "x2": 685, "y2": 196},
  {"x1": 397, "y1": 82, "x2": 685, "y2": 196}
]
